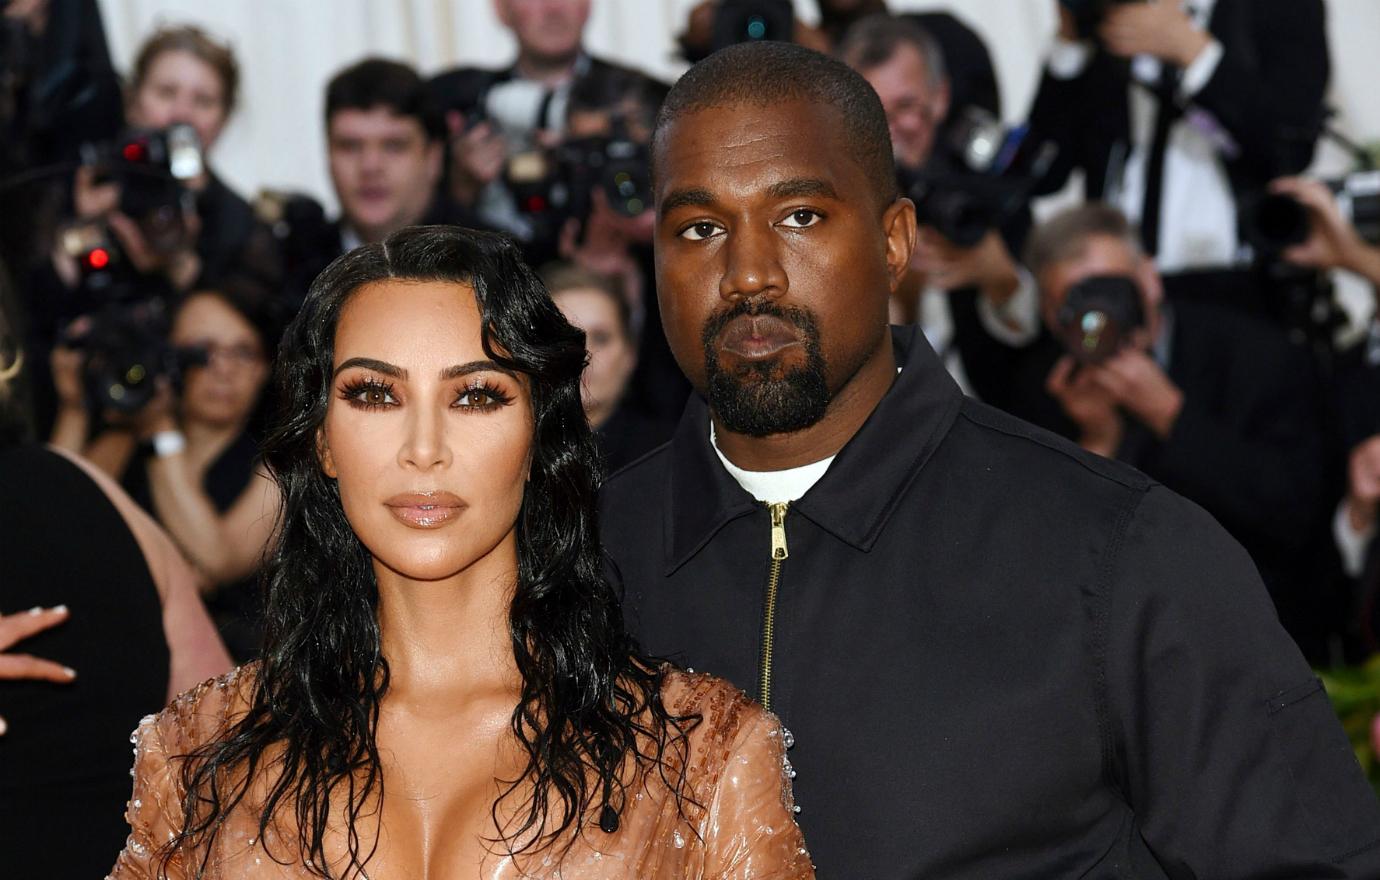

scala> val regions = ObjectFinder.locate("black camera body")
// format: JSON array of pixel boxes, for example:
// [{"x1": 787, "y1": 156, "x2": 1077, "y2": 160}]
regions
[
  {"x1": 1241, "y1": 171, "x2": 1380, "y2": 257},
  {"x1": 1055, "y1": 274, "x2": 1146, "y2": 364},
  {"x1": 82, "y1": 124, "x2": 202, "y2": 252},
  {"x1": 508, "y1": 133, "x2": 651, "y2": 230},
  {"x1": 1058, "y1": 0, "x2": 1149, "y2": 41},
  {"x1": 60, "y1": 299, "x2": 207, "y2": 415},
  {"x1": 903, "y1": 108, "x2": 1056, "y2": 248}
]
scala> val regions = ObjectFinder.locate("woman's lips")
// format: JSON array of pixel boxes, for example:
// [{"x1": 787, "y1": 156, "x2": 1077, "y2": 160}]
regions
[
  {"x1": 717, "y1": 314, "x2": 803, "y2": 360},
  {"x1": 384, "y1": 491, "x2": 466, "y2": 529}
]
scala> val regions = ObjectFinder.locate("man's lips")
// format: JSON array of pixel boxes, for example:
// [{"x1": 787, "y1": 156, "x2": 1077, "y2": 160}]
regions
[
  {"x1": 717, "y1": 314, "x2": 803, "y2": 360},
  {"x1": 384, "y1": 491, "x2": 466, "y2": 529}
]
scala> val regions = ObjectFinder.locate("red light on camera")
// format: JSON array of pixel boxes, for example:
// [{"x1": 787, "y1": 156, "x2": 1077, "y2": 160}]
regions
[
  {"x1": 86, "y1": 248, "x2": 111, "y2": 270},
  {"x1": 122, "y1": 142, "x2": 146, "y2": 162}
]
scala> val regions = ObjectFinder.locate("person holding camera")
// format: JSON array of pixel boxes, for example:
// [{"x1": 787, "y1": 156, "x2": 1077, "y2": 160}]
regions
[
  {"x1": 1028, "y1": 0, "x2": 1329, "y2": 274},
  {"x1": 428, "y1": 0, "x2": 666, "y2": 257},
  {"x1": 1276, "y1": 175, "x2": 1380, "y2": 651},
  {"x1": 47, "y1": 281, "x2": 280, "y2": 662},
  {"x1": 838, "y1": 14, "x2": 1043, "y2": 410},
  {"x1": 64, "y1": 24, "x2": 276, "y2": 294},
  {"x1": 1028, "y1": 202, "x2": 1331, "y2": 652}
]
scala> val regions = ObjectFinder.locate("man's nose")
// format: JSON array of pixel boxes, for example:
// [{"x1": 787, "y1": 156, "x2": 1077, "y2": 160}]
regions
[{"x1": 719, "y1": 224, "x2": 788, "y2": 303}]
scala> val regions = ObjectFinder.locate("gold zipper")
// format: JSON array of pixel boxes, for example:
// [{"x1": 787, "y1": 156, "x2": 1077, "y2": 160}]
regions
[{"x1": 759, "y1": 502, "x2": 789, "y2": 712}]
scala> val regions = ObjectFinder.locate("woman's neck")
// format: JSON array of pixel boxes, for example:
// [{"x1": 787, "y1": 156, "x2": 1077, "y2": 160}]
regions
[{"x1": 374, "y1": 533, "x2": 522, "y2": 704}]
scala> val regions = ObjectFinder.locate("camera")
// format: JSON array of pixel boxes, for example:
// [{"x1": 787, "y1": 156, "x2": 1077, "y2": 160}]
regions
[
  {"x1": 1241, "y1": 171, "x2": 1380, "y2": 257},
  {"x1": 507, "y1": 132, "x2": 652, "y2": 232},
  {"x1": 59, "y1": 298, "x2": 207, "y2": 415},
  {"x1": 53, "y1": 218, "x2": 197, "y2": 415},
  {"x1": 81, "y1": 124, "x2": 203, "y2": 252},
  {"x1": 1055, "y1": 274, "x2": 1145, "y2": 364},
  {"x1": 1058, "y1": 0, "x2": 1149, "y2": 41},
  {"x1": 711, "y1": 0, "x2": 794, "y2": 55},
  {"x1": 903, "y1": 107, "x2": 1056, "y2": 248}
]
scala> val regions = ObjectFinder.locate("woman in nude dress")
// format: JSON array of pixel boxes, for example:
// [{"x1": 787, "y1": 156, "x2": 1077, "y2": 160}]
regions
[{"x1": 110, "y1": 225, "x2": 813, "y2": 879}]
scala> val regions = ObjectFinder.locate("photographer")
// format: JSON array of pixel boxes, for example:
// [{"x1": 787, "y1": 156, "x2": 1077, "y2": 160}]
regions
[
  {"x1": 1028, "y1": 203, "x2": 1329, "y2": 650},
  {"x1": 1283, "y1": 175, "x2": 1380, "y2": 649},
  {"x1": 64, "y1": 24, "x2": 276, "y2": 293},
  {"x1": 428, "y1": 0, "x2": 666, "y2": 257},
  {"x1": 48, "y1": 281, "x2": 280, "y2": 662},
  {"x1": 1027, "y1": 0, "x2": 1329, "y2": 273},
  {"x1": 838, "y1": 14, "x2": 1043, "y2": 407}
]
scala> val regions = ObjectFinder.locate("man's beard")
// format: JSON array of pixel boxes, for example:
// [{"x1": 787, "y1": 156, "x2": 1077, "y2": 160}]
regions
[{"x1": 700, "y1": 301, "x2": 830, "y2": 438}]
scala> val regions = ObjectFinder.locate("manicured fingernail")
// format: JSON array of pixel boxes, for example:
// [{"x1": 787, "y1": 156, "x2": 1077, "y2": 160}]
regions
[
  {"x1": 0, "y1": 717, "x2": 7, "y2": 735},
  {"x1": 28, "y1": 606, "x2": 41, "y2": 615},
  {"x1": 63, "y1": 667, "x2": 77, "y2": 679},
  {"x1": 52, "y1": 605, "x2": 68, "y2": 614}
]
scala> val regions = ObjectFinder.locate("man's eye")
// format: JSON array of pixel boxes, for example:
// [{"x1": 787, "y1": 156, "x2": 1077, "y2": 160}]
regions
[
  {"x1": 680, "y1": 222, "x2": 723, "y2": 242},
  {"x1": 781, "y1": 210, "x2": 822, "y2": 229}
]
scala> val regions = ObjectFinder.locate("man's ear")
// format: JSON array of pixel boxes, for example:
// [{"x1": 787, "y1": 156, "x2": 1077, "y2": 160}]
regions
[
  {"x1": 883, "y1": 196, "x2": 919, "y2": 291},
  {"x1": 317, "y1": 428, "x2": 337, "y2": 479}
]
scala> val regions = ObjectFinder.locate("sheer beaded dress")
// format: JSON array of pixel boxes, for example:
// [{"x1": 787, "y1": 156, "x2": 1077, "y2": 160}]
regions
[{"x1": 108, "y1": 666, "x2": 814, "y2": 879}]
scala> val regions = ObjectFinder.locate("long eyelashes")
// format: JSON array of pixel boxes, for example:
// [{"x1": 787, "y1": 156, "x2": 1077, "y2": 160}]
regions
[
  {"x1": 337, "y1": 376, "x2": 515, "y2": 412},
  {"x1": 339, "y1": 377, "x2": 395, "y2": 411}
]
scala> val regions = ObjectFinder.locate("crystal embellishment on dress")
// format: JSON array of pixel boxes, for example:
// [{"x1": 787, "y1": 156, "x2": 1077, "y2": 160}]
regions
[
  {"x1": 673, "y1": 830, "x2": 685, "y2": 849},
  {"x1": 781, "y1": 726, "x2": 795, "y2": 749}
]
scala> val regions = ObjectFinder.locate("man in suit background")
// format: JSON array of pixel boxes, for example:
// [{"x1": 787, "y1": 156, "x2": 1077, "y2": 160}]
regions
[{"x1": 1027, "y1": 0, "x2": 1329, "y2": 275}]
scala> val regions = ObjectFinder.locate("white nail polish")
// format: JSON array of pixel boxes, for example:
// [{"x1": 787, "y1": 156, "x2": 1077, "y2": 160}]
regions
[
  {"x1": 63, "y1": 667, "x2": 77, "y2": 679},
  {"x1": 52, "y1": 605, "x2": 68, "y2": 614},
  {"x1": 27, "y1": 606, "x2": 41, "y2": 615},
  {"x1": 0, "y1": 717, "x2": 7, "y2": 735}
]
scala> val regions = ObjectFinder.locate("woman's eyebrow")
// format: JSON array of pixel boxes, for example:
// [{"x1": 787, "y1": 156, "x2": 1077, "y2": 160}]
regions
[
  {"x1": 333, "y1": 358, "x2": 519, "y2": 381},
  {"x1": 333, "y1": 357, "x2": 405, "y2": 379},
  {"x1": 441, "y1": 360, "x2": 519, "y2": 380}
]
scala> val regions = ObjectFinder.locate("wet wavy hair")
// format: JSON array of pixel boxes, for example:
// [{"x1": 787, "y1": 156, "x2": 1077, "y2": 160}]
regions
[{"x1": 162, "y1": 225, "x2": 697, "y2": 878}]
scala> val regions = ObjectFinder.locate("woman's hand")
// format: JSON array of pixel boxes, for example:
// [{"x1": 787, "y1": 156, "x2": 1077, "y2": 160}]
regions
[{"x1": 0, "y1": 605, "x2": 76, "y2": 735}]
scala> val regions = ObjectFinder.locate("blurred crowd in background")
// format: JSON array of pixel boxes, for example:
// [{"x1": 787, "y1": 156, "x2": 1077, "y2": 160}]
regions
[{"x1": 3, "y1": 0, "x2": 1380, "y2": 863}]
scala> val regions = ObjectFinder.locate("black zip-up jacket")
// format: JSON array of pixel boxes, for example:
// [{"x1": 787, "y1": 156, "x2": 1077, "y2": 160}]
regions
[{"x1": 600, "y1": 326, "x2": 1380, "y2": 878}]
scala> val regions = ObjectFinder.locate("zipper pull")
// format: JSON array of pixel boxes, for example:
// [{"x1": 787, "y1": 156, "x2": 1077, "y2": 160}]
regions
[{"x1": 769, "y1": 502, "x2": 789, "y2": 560}]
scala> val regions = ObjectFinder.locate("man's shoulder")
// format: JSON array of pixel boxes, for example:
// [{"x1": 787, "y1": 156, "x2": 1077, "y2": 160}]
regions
[
  {"x1": 602, "y1": 438, "x2": 674, "y2": 500},
  {"x1": 951, "y1": 396, "x2": 1151, "y2": 495}
]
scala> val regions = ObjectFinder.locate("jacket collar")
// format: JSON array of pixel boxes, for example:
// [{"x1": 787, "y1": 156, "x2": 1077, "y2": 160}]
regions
[{"x1": 663, "y1": 325, "x2": 963, "y2": 574}]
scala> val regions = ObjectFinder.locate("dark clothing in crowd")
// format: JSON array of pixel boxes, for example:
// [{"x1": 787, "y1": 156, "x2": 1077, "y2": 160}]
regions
[
  {"x1": 0, "y1": 444, "x2": 169, "y2": 877},
  {"x1": 124, "y1": 429, "x2": 263, "y2": 663},
  {"x1": 595, "y1": 402, "x2": 674, "y2": 476},
  {"x1": 1027, "y1": 0, "x2": 1329, "y2": 253},
  {"x1": 602, "y1": 325, "x2": 1380, "y2": 879}
]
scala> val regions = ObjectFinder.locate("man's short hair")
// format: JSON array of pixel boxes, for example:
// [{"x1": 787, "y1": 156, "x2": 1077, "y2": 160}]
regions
[
  {"x1": 837, "y1": 13, "x2": 948, "y2": 92},
  {"x1": 324, "y1": 58, "x2": 445, "y2": 141},
  {"x1": 1024, "y1": 203, "x2": 1143, "y2": 279},
  {"x1": 652, "y1": 41, "x2": 898, "y2": 206}
]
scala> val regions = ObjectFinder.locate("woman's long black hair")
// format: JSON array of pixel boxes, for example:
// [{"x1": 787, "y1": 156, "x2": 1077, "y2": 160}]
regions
[{"x1": 163, "y1": 226, "x2": 696, "y2": 877}]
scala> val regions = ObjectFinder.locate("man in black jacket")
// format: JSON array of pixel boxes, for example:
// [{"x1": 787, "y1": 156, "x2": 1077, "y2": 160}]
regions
[
  {"x1": 600, "y1": 41, "x2": 1380, "y2": 878},
  {"x1": 1026, "y1": 202, "x2": 1331, "y2": 657}
]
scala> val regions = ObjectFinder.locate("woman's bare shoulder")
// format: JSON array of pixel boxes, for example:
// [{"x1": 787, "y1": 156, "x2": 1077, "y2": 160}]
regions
[{"x1": 135, "y1": 663, "x2": 257, "y2": 755}]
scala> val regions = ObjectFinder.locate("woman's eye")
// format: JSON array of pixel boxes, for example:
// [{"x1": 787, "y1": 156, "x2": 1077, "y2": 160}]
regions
[
  {"x1": 343, "y1": 381, "x2": 396, "y2": 408},
  {"x1": 781, "y1": 210, "x2": 822, "y2": 229},
  {"x1": 455, "y1": 384, "x2": 511, "y2": 409},
  {"x1": 680, "y1": 222, "x2": 723, "y2": 242}
]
